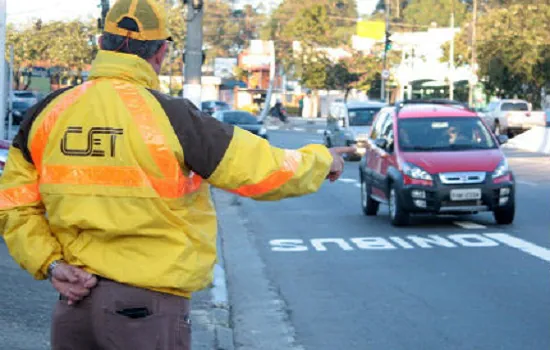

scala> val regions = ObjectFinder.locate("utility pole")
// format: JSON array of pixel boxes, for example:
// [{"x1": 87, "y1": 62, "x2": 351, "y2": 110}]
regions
[
  {"x1": 382, "y1": 0, "x2": 390, "y2": 102},
  {"x1": 100, "y1": 0, "x2": 110, "y2": 29},
  {"x1": 7, "y1": 45, "x2": 13, "y2": 140},
  {"x1": 183, "y1": 0, "x2": 204, "y2": 109},
  {"x1": 0, "y1": 0, "x2": 7, "y2": 140},
  {"x1": 449, "y1": 0, "x2": 455, "y2": 100},
  {"x1": 468, "y1": 0, "x2": 477, "y2": 107}
]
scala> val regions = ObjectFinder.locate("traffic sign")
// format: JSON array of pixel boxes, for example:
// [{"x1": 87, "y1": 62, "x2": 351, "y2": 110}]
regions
[{"x1": 382, "y1": 70, "x2": 390, "y2": 80}]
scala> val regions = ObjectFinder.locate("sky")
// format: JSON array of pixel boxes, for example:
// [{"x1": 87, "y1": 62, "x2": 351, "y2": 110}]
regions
[{"x1": 6, "y1": 0, "x2": 379, "y2": 25}]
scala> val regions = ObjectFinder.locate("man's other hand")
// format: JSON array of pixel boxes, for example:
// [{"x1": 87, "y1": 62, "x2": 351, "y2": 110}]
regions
[
  {"x1": 51, "y1": 263, "x2": 98, "y2": 305},
  {"x1": 327, "y1": 146, "x2": 356, "y2": 182}
]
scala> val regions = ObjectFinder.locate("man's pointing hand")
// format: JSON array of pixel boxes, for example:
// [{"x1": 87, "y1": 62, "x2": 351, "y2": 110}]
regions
[{"x1": 327, "y1": 146, "x2": 357, "y2": 182}]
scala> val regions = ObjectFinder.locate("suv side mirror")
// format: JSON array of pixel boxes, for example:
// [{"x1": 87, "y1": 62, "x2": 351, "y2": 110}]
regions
[
  {"x1": 337, "y1": 119, "x2": 345, "y2": 128},
  {"x1": 497, "y1": 134, "x2": 509, "y2": 145},
  {"x1": 374, "y1": 138, "x2": 387, "y2": 149}
]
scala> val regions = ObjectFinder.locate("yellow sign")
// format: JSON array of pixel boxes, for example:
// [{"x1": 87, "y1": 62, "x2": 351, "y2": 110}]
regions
[{"x1": 357, "y1": 21, "x2": 385, "y2": 40}]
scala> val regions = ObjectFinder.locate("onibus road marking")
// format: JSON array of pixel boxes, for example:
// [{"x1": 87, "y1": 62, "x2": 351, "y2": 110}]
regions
[{"x1": 269, "y1": 233, "x2": 550, "y2": 263}]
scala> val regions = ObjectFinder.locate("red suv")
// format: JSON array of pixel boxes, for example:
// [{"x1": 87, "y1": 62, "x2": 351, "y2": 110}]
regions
[{"x1": 359, "y1": 100, "x2": 515, "y2": 226}]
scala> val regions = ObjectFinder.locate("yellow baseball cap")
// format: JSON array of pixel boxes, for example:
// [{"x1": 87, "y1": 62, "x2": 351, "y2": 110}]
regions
[{"x1": 104, "y1": 0, "x2": 172, "y2": 41}]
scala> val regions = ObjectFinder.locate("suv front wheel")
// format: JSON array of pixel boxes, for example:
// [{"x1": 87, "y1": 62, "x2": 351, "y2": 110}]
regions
[
  {"x1": 493, "y1": 202, "x2": 515, "y2": 225},
  {"x1": 360, "y1": 175, "x2": 379, "y2": 216},
  {"x1": 389, "y1": 184, "x2": 410, "y2": 226}
]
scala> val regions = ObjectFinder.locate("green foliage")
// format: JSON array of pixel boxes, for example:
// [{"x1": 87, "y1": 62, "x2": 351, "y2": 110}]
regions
[
  {"x1": 326, "y1": 53, "x2": 383, "y2": 96},
  {"x1": 261, "y1": 0, "x2": 358, "y2": 75},
  {"x1": 403, "y1": 0, "x2": 469, "y2": 27},
  {"x1": 441, "y1": 3, "x2": 550, "y2": 106}
]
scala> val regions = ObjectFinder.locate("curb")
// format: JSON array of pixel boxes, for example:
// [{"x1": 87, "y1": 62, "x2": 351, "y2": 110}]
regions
[{"x1": 208, "y1": 192, "x2": 235, "y2": 350}]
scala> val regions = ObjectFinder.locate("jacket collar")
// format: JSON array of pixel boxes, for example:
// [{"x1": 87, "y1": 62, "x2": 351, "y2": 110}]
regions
[{"x1": 88, "y1": 50, "x2": 160, "y2": 90}]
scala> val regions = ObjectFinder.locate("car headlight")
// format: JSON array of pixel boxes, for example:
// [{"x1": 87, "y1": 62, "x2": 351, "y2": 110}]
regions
[
  {"x1": 259, "y1": 127, "x2": 267, "y2": 135},
  {"x1": 402, "y1": 162, "x2": 433, "y2": 181},
  {"x1": 492, "y1": 159, "x2": 509, "y2": 179}
]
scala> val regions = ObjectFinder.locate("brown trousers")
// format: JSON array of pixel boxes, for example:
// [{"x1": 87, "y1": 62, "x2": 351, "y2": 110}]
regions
[{"x1": 51, "y1": 278, "x2": 191, "y2": 350}]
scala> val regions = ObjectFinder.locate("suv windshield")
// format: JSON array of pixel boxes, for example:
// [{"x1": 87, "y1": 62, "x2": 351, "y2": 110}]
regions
[
  {"x1": 398, "y1": 117, "x2": 497, "y2": 152},
  {"x1": 223, "y1": 111, "x2": 257, "y2": 125},
  {"x1": 348, "y1": 108, "x2": 381, "y2": 126}
]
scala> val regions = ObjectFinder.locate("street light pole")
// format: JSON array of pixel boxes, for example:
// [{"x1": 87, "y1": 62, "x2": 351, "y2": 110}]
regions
[
  {"x1": 468, "y1": 0, "x2": 477, "y2": 107},
  {"x1": 449, "y1": 0, "x2": 455, "y2": 100},
  {"x1": 100, "y1": 0, "x2": 110, "y2": 28},
  {"x1": 183, "y1": 0, "x2": 204, "y2": 109},
  {"x1": 0, "y1": 0, "x2": 7, "y2": 140},
  {"x1": 381, "y1": 0, "x2": 390, "y2": 102}
]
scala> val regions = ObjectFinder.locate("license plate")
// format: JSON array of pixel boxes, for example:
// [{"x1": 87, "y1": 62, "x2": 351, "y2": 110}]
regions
[{"x1": 450, "y1": 189, "x2": 482, "y2": 201}]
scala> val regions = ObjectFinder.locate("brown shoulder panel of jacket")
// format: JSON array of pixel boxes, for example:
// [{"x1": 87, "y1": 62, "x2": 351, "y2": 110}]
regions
[
  {"x1": 147, "y1": 90, "x2": 234, "y2": 179},
  {"x1": 12, "y1": 86, "x2": 75, "y2": 164}
]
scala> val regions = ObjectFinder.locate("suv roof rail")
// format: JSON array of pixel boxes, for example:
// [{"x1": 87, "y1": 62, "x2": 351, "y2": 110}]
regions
[{"x1": 395, "y1": 99, "x2": 472, "y2": 115}]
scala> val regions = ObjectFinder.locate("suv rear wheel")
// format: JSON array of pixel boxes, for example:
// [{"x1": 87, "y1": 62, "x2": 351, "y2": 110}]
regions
[
  {"x1": 360, "y1": 175, "x2": 379, "y2": 216},
  {"x1": 493, "y1": 203, "x2": 515, "y2": 225},
  {"x1": 389, "y1": 184, "x2": 410, "y2": 226}
]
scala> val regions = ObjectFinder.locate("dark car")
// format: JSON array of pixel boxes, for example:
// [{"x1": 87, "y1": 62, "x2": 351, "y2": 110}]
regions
[
  {"x1": 201, "y1": 100, "x2": 231, "y2": 116},
  {"x1": 7, "y1": 100, "x2": 33, "y2": 125},
  {"x1": 213, "y1": 110, "x2": 268, "y2": 139},
  {"x1": 359, "y1": 99, "x2": 514, "y2": 226}
]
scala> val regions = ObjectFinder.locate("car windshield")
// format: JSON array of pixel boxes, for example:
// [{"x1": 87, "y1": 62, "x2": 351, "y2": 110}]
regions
[
  {"x1": 398, "y1": 117, "x2": 497, "y2": 152},
  {"x1": 14, "y1": 91, "x2": 35, "y2": 98},
  {"x1": 223, "y1": 111, "x2": 257, "y2": 125},
  {"x1": 348, "y1": 108, "x2": 381, "y2": 126},
  {"x1": 501, "y1": 102, "x2": 528, "y2": 111}
]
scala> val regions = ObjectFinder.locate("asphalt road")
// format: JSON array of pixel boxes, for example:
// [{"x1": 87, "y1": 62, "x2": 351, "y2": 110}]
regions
[{"x1": 227, "y1": 128, "x2": 550, "y2": 350}]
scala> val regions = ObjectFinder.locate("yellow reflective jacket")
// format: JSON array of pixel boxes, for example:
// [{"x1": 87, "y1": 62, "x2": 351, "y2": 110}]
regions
[{"x1": 0, "y1": 50, "x2": 332, "y2": 297}]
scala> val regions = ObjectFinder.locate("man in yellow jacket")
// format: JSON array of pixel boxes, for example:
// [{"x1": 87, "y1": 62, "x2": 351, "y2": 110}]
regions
[{"x1": 0, "y1": 0, "x2": 353, "y2": 349}]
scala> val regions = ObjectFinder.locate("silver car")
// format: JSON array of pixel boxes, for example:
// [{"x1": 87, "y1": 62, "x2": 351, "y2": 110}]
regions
[{"x1": 324, "y1": 101, "x2": 386, "y2": 160}]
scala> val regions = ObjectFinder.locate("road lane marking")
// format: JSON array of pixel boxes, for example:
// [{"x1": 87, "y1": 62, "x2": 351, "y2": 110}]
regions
[
  {"x1": 453, "y1": 221, "x2": 487, "y2": 229},
  {"x1": 316, "y1": 130, "x2": 325, "y2": 134},
  {"x1": 338, "y1": 178, "x2": 358, "y2": 184},
  {"x1": 516, "y1": 180, "x2": 538, "y2": 187},
  {"x1": 292, "y1": 127, "x2": 306, "y2": 132},
  {"x1": 484, "y1": 233, "x2": 550, "y2": 263},
  {"x1": 354, "y1": 183, "x2": 361, "y2": 188}
]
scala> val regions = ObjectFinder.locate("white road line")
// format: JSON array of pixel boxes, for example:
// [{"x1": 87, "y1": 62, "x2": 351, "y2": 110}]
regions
[
  {"x1": 316, "y1": 130, "x2": 325, "y2": 134},
  {"x1": 292, "y1": 127, "x2": 306, "y2": 132},
  {"x1": 355, "y1": 183, "x2": 361, "y2": 188},
  {"x1": 338, "y1": 178, "x2": 358, "y2": 184},
  {"x1": 484, "y1": 233, "x2": 550, "y2": 263},
  {"x1": 516, "y1": 179, "x2": 538, "y2": 187},
  {"x1": 453, "y1": 221, "x2": 487, "y2": 229}
]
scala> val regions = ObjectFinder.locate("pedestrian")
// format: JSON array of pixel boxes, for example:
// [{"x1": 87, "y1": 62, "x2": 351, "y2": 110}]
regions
[
  {"x1": 302, "y1": 91, "x2": 316, "y2": 123},
  {"x1": 270, "y1": 99, "x2": 289, "y2": 123},
  {"x1": 0, "y1": 0, "x2": 354, "y2": 349}
]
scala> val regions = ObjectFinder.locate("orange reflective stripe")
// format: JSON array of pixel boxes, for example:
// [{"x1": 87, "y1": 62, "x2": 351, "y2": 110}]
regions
[
  {"x1": 41, "y1": 165, "x2": 151, "y2": 187},
  {"x1": 111, "y1": 81, "x2": 202, "y2": 197},
  {"x1": 0, "y1": 184, "x2": 41, "y2": 209},
  {"x1": 230, "y1": 150, "x2": 302, "y2": 197},
  {"x1": 40, "y1": 164, "x2": 202, "y2": 195},
  {"x1": 30, "y1": 82, "x2": 96, "y2": 171}
]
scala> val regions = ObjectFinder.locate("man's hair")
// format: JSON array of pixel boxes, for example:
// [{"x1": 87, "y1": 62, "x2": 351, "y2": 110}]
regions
[{"x1": 101, "y1": 32, "x2": 165, "y2": 60}]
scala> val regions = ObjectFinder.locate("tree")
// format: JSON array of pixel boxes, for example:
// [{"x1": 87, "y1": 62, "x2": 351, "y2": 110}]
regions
[
  {"x1": 403, "y1": 0, "x2": 469, "y2": 27},
  {"x1": 262, "y1": 0, "x2": 358, "y2": 74},
  {"x1": 326, "y1": 53, "x2": 383, "y2": 100},
  {"x1": 442, "y1": 3, "x2": 550, "y2": 107},
  {"x1": 475, "y1": 4, "x2": 550, "y2": 106}
]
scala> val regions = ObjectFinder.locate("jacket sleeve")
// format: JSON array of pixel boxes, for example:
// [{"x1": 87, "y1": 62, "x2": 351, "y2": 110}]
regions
[
  {"x1": 152, "y1": 94, "x2": 333, "y2": 201},
  {"x1": 0, "y1": 144, "x2": 62, "y2": 280}
]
